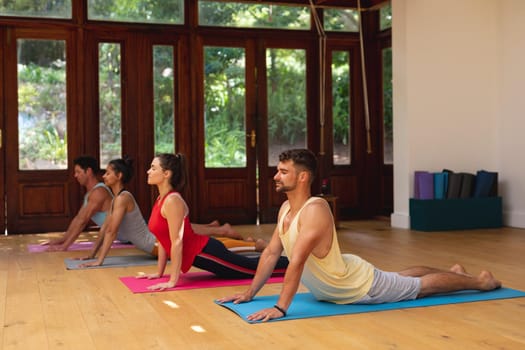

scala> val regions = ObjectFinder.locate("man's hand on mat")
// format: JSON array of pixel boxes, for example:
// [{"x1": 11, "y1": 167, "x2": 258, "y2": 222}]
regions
[
  {"x1": 246, "y1": 307, "x2": 284, "y2": 322},
  {"x1": 146, "y1": 282, "x2": 175, "y2": 291},
  {"x1": 46, "y1": 244, "x2": 67, "y2": 252},
  {"x1": 39, "y1": 238, "x2": 64, "y2": 246},
  {"x1": 216, "y1": 292, "x2": 253, "y2": 304}
]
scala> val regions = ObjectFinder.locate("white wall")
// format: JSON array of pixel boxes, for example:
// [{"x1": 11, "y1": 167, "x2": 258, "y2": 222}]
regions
[
  {"x1": 498, "y1": 1, "x2": 525, "y2": 227},
  {"x1": 391, "y1": 0, "x2": 525, "y2": 229}
]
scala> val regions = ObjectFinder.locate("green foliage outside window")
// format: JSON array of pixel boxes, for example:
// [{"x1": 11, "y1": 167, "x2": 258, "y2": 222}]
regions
[
  {"x1": 331, "y1": 51, "x2": 350, "y2": 146},
  {"x1": 380, "y1": 3, "x2": 392, "y2": 30},
  {"x1": 204, "y1": 47, "x2": 246, "y2": 167},
  {"x1": 199, "y1": 0, "x2": 310, "y2": 30},
  {"x1": 323, "y1": 9, "x2": 359, "y2": 32},
  {"x1": 267, "y1": 49, "x2": 306, "y2": 146},
  {"x1": 153, "y1": 46, "x2": 175, "y2": 154},
  {"x1": 0, "y1": 0, "x2": 71, "y2": 18},
  {"x1": 88, "y1": 0, "x2": 183, "y2": 24},
  {"x1": 382, "y1": 47, "x2": 393, "y2": 164},
  {"x1": 18, "y1": 39, "x2": 68, "y2": 170}
]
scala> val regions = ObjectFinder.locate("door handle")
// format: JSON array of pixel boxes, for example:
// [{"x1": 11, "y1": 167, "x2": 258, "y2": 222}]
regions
[
  {"x1": 0, "y1": 129, "x2": 2, "y2": 149},
  {"x1": 247, "y1": 129, "x2": 256, "y2": 148}
]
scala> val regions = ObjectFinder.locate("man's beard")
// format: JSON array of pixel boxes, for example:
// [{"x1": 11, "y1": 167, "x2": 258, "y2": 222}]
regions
[{"x1": 275, "y1": 182, "x2": 295, "y2": 193}]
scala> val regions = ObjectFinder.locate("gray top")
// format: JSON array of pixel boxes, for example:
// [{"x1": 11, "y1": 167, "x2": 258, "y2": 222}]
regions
[{"x1": 115, "y1": 191, "x2": 156, "y2": 254}]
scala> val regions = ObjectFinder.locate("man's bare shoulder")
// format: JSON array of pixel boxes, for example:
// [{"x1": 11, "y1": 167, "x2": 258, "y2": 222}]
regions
[
  {"x1": 300, "y1": 198, "x2": 332, "y2": 224},
  {"x1": 304, "y1": 197, "x2": 330, "y2": 211},
  {"x1": 277, "y1": 199, "x2": 290, "y2": 216},
  {"x1": 89, "y1": 185, "x2": 112, "y2": 200}
]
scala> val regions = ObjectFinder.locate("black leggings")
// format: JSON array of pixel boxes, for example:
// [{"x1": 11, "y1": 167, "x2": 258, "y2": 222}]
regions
[{"x1": 192, "y1": 237, "x2": 289, "y2": 279}]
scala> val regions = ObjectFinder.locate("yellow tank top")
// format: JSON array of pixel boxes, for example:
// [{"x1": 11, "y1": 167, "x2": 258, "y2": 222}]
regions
[{"x1": 278, "y1": 197, "x2": 374, "y2": 304}]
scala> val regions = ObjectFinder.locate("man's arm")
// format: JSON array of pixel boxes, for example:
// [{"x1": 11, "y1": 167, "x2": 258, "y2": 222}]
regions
[
  {"x1": 49, "y1": 187, "x2": 110, "y2": 251},
  {"x1": 216, "y1": 222, "x2": 284, "y2": 304},
  {"x1": 242, "y1": 226, "x2": 285, "y2": 298},
  {"x1": 76, "y1": 219, "x2": 108, "y2": 261},
  {"x1": 248, "y1": 200, "x2": 333, "y2": 322}
]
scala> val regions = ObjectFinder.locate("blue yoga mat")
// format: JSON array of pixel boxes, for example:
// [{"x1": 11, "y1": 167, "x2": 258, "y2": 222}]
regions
[
  {"x1": 216, "y1": 288, "x2": 525, "y2": 323},
  {"x1": 65, "y1": 254, "x2": 157, "y2": 270}
]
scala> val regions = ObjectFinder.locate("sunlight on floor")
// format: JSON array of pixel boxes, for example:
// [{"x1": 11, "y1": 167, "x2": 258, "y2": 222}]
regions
[
  {"x1": 163, "y1": 300, "x2": 180, "y2": 309},
  {"x1": 191, "y1": 325, "x2": 206, "y2": 333}
]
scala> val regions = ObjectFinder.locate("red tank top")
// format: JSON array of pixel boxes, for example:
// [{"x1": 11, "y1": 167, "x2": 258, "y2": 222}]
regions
[{"x1": 148, "y1": 191, "x2": 209, "y2": 273}]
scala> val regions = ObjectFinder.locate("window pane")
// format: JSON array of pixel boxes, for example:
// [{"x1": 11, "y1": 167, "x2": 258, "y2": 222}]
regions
[
  {"x1": 0, "y1": 1, "x2": 71, "y2": 19},
  {"x1": 153, "y1": 46, "x2": 175, "y2": 154},
  {"x1": 380, "y1": 3, "x2": 392, "y2": 30},
  {"x1": 332, "y1": 51, "x2": 351, "y2": 165},
  {"x1": 88, "y1": 0, "x2": 184, "y2": 24},
  {"x1": 323, "y1": 9, "x2": 359, "y2": 32},
  {"x1": 18, "y1": 39, "x2": 67, "y2": 170},
  {"x1": 204, "y1": 47, "x2": 246, "y2": 168},
  {"x1": 267, "y1": 48, "x2": 306, "y2": 166},
  {"x1": 382, "y1": 47, "x2": 393, "y2": 164},
  {"x1": 199, "y1": 1, "x2": 310, "y2": 30},
  {"x1": 99, "y1": 43, "x2": 122, "y2": 167}
]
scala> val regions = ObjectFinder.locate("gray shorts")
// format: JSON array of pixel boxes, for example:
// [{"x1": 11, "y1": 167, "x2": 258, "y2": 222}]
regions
[{"x1": 354, "y1": 268, "x2": 421, "y2": 304}]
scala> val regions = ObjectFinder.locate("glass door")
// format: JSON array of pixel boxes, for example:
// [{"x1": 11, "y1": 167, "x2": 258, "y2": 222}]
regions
[
  {"x1": 196, "y1": 38, "x2": 258, "y2": 224},
  {"x1": 258, "y1": 43, "x2": 310, "y2": 223},
  {"x1": 196, "y1": 36, "x2": 312, "y2": 224},
  {"x1": 0, "y1": 28, "x2": 4, "y2": 234},
  {"x1": 4, "y1": 28, "x2": 78, "y2": 233}
]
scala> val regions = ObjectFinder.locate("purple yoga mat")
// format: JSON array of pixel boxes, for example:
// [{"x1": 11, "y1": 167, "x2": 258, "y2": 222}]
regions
[
  {"x1": 119, "y1": 271, "x2": 284, "y2": 293},
  {"x1": 414, "y1": 171, "x2": 434, "y2": 199},
  {"x1": 28, "y1": 240, "x2": 133, "y2": 253}
]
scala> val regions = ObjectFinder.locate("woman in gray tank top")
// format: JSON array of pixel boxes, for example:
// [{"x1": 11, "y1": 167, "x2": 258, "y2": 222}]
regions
[{"x1": 77, "y1": 157, "x2": 157, "y2": 267}]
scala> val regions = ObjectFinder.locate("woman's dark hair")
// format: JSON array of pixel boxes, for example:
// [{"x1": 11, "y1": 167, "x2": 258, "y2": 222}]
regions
[
  {"x1": 108, "y1": 156, "x2": 134, "y2": 184},
  {"x1": 156, "y1": 153, "x2": 188, "y2": 193}
]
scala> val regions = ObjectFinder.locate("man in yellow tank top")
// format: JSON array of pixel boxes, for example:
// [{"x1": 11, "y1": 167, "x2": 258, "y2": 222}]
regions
[{"x1": 218, "y1": 148, "x2": 501, "y2": 322}]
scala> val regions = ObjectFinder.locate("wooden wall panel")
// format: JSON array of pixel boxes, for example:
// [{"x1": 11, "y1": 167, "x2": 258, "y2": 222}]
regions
[
  {"x1": 18, "y1": 184, "x2": 68, "y2": 217},
  {"x1": 205, "y1": 180, "x2": 245, "y2": 209}
]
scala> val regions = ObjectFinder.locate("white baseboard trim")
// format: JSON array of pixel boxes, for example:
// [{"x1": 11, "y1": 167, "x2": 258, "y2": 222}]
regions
[
  {"x1": 390, "y1": 212, "x2": 410, "y2": 229},
  {"x1": 503, "y1": 210, "x2": 525, "y2": 229}
]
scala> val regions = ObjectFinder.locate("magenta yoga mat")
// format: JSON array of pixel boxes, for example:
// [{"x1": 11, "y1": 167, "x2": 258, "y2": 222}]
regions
[{"x1": 119, "y1": 271, "x2": 284, "y2": 293}]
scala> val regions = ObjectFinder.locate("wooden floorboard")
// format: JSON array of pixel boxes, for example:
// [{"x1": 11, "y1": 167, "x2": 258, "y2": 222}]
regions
[{"x1": 1, "y1": 221, "x2": 524, "y2": 349}]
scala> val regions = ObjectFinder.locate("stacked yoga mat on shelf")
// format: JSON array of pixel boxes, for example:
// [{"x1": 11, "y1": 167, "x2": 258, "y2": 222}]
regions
[{"x1": 410, "y1": 169, "x2": 501, "y2": 231}]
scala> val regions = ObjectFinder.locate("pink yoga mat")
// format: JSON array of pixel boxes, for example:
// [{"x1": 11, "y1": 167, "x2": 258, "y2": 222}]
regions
[
  {"x1": 119, "y1": 271, "x2": 284, "y2": 293},
  {"x1": 28, "y1": 241, "x2": 133, "y2": 253}
]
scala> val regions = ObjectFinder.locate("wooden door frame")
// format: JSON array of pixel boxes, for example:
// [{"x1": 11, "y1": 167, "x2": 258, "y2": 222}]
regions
[
  {"x1": 257, "y1": 37, "x2": 317, "y2": 223},
  {"x1": 5, "y1": 27, "x2": 82, "y2": 233},
  {"x1": 83, "y1": 29, "x2": 191, "y2": 222},
  {"x1": 0, "y1": 28, "x2": 5, "y2": 233},
  {"x1": 194, "y1": 35, "x2": 258, "y2": 224}
]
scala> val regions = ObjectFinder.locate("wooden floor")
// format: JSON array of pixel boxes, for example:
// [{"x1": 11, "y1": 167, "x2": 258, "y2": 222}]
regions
[{"x1": 1, "y1": 220, "x2": 525, "y2": 349}]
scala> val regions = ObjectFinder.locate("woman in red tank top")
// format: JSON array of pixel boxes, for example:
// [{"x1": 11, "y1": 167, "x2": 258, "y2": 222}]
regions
[{"x1": 140, "y1": 153, "x2": 288, "y2": 291}]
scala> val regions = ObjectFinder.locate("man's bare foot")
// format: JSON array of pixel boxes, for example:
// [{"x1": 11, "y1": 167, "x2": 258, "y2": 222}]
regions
[
  {"x1": 207, "y1": 220, "x2": 220, "y2": 227},
  {"x1": 450, "y1": 264, "x2": 471, "y2": 276},
  {"x1": 255, "y1": 239, "x2": 268, "y2": 252},
  {"x1": 220, "y1": 223, "x2": 243, "y2": 240},
  {"x1": 478, "y1": 270, "x2": 502, "y2": 290}
]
